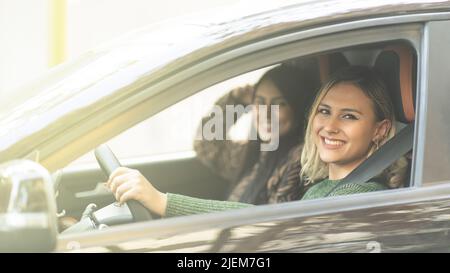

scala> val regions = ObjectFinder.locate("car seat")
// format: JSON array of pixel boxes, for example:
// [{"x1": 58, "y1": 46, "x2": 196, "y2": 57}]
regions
[{"x1": 373, "y1": 43, "x2": 417, "y2": 187}]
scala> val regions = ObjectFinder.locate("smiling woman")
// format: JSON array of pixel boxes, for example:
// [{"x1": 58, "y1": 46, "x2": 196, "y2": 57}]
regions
[
  {"x1": 300, "y1": 65, "x2": 406, "y2": 200},
  {"x1": 302, "y1": 66, "x2": 396, "y2": 181}
]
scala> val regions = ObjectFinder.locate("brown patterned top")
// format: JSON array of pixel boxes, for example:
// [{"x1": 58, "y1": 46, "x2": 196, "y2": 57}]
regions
[{"x1": 193, "y1": 92, "x2": 310, "y2": 205}]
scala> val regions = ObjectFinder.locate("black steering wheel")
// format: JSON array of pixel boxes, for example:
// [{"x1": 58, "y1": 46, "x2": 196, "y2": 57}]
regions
[
  {"x1": 62, "y1": 145, "x2": 153, "y2": 234},
  {"x1": 92, "y1": 144, "x2": 153, "y2": 225}
]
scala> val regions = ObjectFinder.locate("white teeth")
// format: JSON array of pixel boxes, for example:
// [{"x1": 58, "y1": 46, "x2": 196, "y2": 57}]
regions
[{"x1": 324, "y1": 138, "x2": 344, "y2": 146}]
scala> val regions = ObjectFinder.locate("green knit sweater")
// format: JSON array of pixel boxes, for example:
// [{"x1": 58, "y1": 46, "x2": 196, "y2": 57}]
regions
[{"x1": 165, "y1": 179, "x2": 386, "y2": 217}]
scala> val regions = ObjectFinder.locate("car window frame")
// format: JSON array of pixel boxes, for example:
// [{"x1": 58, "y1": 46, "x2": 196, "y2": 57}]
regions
[
  {"x1": 415, "y1": 20, "x2": 450, "y2": 186},
  {"x1": 57, "y1": 14, "x2": 450, "y2": 249}
]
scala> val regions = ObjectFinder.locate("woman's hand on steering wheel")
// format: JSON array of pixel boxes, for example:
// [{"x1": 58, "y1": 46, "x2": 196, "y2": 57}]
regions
[{"x1": 106, "y1": 167, "x2": 167, "y2": 216}]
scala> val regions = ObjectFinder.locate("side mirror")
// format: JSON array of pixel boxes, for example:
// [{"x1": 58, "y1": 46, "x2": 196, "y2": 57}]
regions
[{"x1": 0, "y1": 160, "x2": 57, "y2": 252}]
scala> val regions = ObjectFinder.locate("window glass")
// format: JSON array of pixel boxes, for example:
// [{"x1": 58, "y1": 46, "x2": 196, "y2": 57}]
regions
[{"x1": 69, "y1": 67, "x2": 270, "y2": 166}]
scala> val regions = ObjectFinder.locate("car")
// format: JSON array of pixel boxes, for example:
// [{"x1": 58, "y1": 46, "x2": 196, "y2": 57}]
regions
[{"x1": 1, "y1": 0, "x2": 450, "y2": 253}]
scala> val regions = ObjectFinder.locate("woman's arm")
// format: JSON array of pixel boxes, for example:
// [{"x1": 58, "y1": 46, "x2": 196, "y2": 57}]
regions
[
  {"x1": 165, "y1": 193, "x2": 252, "y2": 217},
  {"x1": 193, "y1": 85, "x2": 254, "y2": 182},
  {"x1": 106, "y1": 167, "x2": 252, "y2": 217}
]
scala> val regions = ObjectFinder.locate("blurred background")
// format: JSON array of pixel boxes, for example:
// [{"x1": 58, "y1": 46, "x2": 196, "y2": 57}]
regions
[
  {"x1": 0, "y1": 0, "x2": 246, "y2": 96},
  {"x1": 0, "y1": 0, "x2": 283, "y2": 166}
]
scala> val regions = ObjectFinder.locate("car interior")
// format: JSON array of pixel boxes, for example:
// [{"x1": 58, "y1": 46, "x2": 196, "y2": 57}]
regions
[{"x1": 55, "y1": 40, "x2": 417, "y2": 233}]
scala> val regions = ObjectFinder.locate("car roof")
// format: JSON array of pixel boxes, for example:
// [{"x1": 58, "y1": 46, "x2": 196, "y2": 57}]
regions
[{"x1": 0, "y1": 0, "x2": 449, "y2": 168}]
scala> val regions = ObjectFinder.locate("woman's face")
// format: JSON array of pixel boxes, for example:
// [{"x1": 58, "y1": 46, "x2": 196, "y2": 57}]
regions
[
  {"x1": 253, "y1": 80, "x2": 295, "y2": 142},
  {"x1": 312, "y1": 82, "x2": 389, "y2": 172}
]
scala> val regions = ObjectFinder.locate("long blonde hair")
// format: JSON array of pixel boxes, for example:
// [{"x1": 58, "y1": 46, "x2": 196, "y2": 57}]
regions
[{"x1": 300, "y1": 66, "x2": 399, "y2": 185}]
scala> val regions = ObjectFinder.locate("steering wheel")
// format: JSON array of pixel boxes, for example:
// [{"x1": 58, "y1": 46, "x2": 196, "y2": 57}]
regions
[
  {"x1": 92, "y1": 144, "x2": 153, "y2": 226},
  {"x1": 61, "y1": 145, "x2": 153, "y2": 234}
]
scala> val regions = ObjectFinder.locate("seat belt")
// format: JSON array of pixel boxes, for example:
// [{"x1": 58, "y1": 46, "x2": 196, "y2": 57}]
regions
[{"x1": 325, "y1": 123, "x2": 414, "y2": 197}]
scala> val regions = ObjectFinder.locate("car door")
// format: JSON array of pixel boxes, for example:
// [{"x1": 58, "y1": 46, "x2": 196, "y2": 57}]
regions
[{"x1": 57, "y1": 13, "x2": 450, "y2": 253}]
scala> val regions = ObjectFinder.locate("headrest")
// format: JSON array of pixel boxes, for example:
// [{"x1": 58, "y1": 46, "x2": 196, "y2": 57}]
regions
[
  {"x1": 288, "y1": 52, "x2": 349, "y2": 86},
  {"x1": 318, "y1": 52, "x2": 350, "y2": 84},
  {"x1": 374, "y1": 45, "x2": 416, "y2": 123}
]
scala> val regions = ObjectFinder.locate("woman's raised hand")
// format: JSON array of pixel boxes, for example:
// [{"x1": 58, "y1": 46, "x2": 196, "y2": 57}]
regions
[{"x1": 231, "y1": 84, "x2": 254, "y2": 105}]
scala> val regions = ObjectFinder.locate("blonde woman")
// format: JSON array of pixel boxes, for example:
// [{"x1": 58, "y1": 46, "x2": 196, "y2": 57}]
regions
[
  {"x1": 299, "y1": 65, "x2": 406, "y2": 199},
  {"x1": 106, "y1": 66, "x2": 408, "y2": 217}
]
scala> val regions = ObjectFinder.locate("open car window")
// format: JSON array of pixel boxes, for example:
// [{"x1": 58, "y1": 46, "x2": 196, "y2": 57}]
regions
[
  {"x1": 68, "y1": 68, "x2": 271, "y2": 167},
  {"x1": 56, "y1": 22, "x2": 422, "y2": 237}
]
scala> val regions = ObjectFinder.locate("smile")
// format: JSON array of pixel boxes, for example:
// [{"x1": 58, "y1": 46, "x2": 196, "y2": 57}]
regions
[{"x1": 321, "y1": 136, "x2": 346, "y2": 149}]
